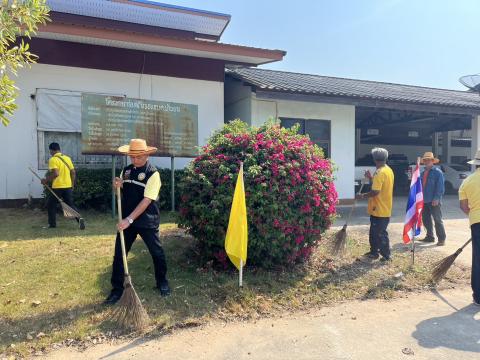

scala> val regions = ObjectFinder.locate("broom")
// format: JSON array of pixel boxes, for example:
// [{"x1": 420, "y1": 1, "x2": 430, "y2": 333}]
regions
[
  {"x1": 431, "y1": 238, "x2": 472, "y2": 283},
  {"x1": 331, "y1": 181, "x2": 366, "y2": 256},
  {"x1": 28, "y1": 167, "x2": 81, "y2": 219},
  {"x1": 110, "y1": 186, "x2": 150, "y2": 331}
]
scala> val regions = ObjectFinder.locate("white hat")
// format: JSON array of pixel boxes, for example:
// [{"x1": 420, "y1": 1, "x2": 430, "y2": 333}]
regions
[{"x1": 468, "y1": 149, "x2": 480, "y2": 165}]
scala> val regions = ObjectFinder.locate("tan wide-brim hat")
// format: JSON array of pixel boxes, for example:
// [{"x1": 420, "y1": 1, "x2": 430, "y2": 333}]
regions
[
  {"x1": 468, "y1": 149, "x2": 480, "y2": 165},
  {"x1": 420, "y1": 151, "x2": 440, "y2": 164},
  {"x1": 118, "y1": 139, "x2": 157, "y2": 156}
]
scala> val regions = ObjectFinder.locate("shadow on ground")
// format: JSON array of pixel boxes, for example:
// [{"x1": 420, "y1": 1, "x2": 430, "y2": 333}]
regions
[{"x1": 413, "y1": 303, "x2": 480, "y2": 353}]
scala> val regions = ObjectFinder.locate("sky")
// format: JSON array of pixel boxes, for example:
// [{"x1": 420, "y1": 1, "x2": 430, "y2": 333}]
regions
[{"x1": 152, "y1": 0, "x2": 480, "y2": 90}]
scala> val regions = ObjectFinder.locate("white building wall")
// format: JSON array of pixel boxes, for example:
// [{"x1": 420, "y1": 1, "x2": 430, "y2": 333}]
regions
[
  {"x1": 251, "y1": 96, "x2": 356, "y2": 200},
  {"x1": 224, "y1": 78, "x2": 252, "y2": 124},
  {"x1": 0, "y1": 63, "x2": 224, "y2": 200}
]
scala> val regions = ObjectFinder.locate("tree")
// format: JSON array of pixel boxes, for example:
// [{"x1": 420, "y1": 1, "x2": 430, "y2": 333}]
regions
[{"x1": 0, "y1": 0, "x2": 49, "y2": 126}]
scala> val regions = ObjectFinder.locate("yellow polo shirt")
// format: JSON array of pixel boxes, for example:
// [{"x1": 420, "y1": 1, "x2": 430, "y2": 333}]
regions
[
  {"x1": 144, "y1": 172, "x2": 161, "y2": 200},
  {"x1": 48, "y1": 153, "x2": 74, "y2": 189},
  {"x1": 368, "y1": 165, "x2": 394, "y2": 218},
  {"x1": 459, "y1": 168, "x2": 480, "y2": 225}
]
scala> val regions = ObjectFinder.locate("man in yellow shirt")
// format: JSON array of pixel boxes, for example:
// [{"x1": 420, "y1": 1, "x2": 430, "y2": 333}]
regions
[
  {"x1": 104, "y1": 139, "x2": 170, "y2": 305},
  {"x1": 357, "y1": 148, "x2": 394, "y2": 261},
  {"x1": 458, "y1": 149, "x2": 480, "y2": 306},
  {"x1": 41, "y1": 142, "x2": 84, "y2": 230}
]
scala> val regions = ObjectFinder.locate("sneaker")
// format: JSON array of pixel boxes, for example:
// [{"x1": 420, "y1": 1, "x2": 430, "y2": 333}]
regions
[
  {"x1": 418, "y1": 237, "x2": 435, "y2": 243},
  {"x1": 158, "y1": 281, "x2": 171, "y2": 297},
  {"x1": 42, "y1": 225, "x2": 56, "y2": 229},
  {"x1": 79, "y1": 218, "x2": 85, "y2": 230},
  {"x1": 366, "y1": 253, "x2": 380, "y2": 260},
  {"x1": 436, "y1": 241, "x2": 445, "y2": 247},
  {"x1": 103, "y1": 291, "x2": 122, "y2": 305},
  {"x1": 380, "y1": 256, "x2": 391, "y2": 263}
]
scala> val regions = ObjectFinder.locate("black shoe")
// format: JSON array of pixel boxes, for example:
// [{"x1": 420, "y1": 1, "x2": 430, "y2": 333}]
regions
[
  {"x1": 79, "y1": 218, "x2": 85, "y2": 230},
  {"x1": 103, "y1": 291, "x2": 122, "y2": 305},
  {"x1": 364, "y1": 252, "x2": 379, "y2": 259},
  {"x1": 474, "y1": 298, "x2": 480, "y2": 306},
  {"x1": 43, "y1": 225, "x2": 56, "y2": 229},
  {"x1": 418, "y1": 237, "x2": 435, "y2": 243},
  {"x1": 380, "y1": 256, "x2": 391, "y2": 263},
  {"x1": 158, "y1": 281, "x2": 171, "y2": 297}
]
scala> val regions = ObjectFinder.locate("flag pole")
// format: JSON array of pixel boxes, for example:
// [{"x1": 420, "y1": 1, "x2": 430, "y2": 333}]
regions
[
  {"x1": 239, "y1": 259, "x2": 243, "y2": 287},
  {"x1": 411, "y1": 156, "x2": 421, "y2": 266}
]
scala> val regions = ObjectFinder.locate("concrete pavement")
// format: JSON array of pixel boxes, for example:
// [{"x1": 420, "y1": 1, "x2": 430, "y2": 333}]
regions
[{"x1": 43, "y1": 288, "x2": 480, "y2": 360}]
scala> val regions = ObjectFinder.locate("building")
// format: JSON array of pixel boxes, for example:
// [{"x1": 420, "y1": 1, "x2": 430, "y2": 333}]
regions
[
  {"x1": 225, "y1": 67, "x2": 480, "y2": 201},
  {"x1": 0, "y1": 0, "x2": 285, "y2": 205},
  {"x1": 2, "y1": 0, "x2": 480, "y2": 205}
]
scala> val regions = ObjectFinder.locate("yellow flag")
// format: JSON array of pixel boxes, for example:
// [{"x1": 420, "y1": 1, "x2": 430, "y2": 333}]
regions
[{"x1": 225, "y1": 163, "x2": 248, "y2": 270}]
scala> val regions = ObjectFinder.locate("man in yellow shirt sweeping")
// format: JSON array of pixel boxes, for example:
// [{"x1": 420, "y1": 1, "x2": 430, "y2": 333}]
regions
[
  {"x1": 41, "y1": 142, "x2": 85, "y2": 230},
  {"x1": 458, "y1": 149, "x2": 480, "y2": 306}
]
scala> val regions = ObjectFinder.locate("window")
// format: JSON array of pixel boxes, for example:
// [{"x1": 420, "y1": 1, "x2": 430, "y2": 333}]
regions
[
  {"x1": 280, "y1": 117, "x2": 331, "y2": 157},
  {"x1": 36, "y1": 89, "x2": 122, "y2": 169}
]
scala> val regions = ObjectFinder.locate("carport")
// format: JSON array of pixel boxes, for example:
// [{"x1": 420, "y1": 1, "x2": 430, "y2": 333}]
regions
[
  {"x1": 353, "y1": 84, "x2": 480, "y2": 192},
  {"x1": 224, "y1": 67, "x2": 480, "y2": 201}
]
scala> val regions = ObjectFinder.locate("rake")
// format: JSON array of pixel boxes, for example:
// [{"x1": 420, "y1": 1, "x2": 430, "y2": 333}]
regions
[
  {"x1": 110, "y1": 186, "x2": 150, "y2": 331},
  {"x1": 331, "y1": 181, "x2": 366, "y2": 256},
  {"x1": 431, "y1": 238, "x2": 472, "y2": 283},
  {"x1": 29, "y1": 167, "x2": 81, "y2": 219}
]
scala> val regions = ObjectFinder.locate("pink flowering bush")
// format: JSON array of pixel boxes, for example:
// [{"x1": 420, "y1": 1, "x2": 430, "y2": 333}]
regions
[{"x1": 178, "y1": 120, "x2": 337, "y2": 268}]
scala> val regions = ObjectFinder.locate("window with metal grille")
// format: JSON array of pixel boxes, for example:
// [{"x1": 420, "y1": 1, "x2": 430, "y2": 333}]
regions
[{"x1": 280, "y1": 118, "x2": 331, "y2": 158}]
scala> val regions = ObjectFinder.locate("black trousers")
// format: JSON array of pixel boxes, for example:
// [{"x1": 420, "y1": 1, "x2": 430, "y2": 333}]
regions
[
  {"x1": 369, "y1": 216, "x2": 391, "y2": 259},
  {"x1": 47, "y1": 188, "x2": 78, "y2": 227},
  {"x1": 110, "y1": 226, "x2": 168, "y2": 294},
  {"x1": 422, "y1": 202, "x2": 446, "y2": 241},
  {"x1": 471, "y1": 223, "x2": 480, "y2": 303}
]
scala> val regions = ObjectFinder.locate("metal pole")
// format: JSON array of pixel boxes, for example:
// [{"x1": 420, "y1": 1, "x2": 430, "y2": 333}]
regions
[
  {"x1": 112, "y1": 155, "x2": 116, "y2": 218},
  {"x1": 171, "y1": 156, "x2": 175, "y2": 212},
  {"x1": 239, "y1": 259, "x2": 243, "y2": 287}
]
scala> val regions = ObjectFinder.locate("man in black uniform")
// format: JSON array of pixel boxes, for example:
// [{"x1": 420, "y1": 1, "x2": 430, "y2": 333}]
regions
[{"x1": 104, "y1": 139, "x2": 170, "y2": 305}]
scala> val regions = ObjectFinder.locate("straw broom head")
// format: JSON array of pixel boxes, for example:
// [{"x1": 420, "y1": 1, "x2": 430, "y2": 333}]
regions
[
  {"x1": 331, "y1": 224, "x2": 347, "y2": 256},
  {"x1": 431, "y1": 249, "x2": 461, "y2": 283},
  {"x1": 60, "y1": 202, "x2": 81, "y2": 219},
  {"x1": 431, "y1": 238, "x2": 472, "y2": 283},
  {"x1": 111, "y1": 275, "x2": 150, "y2": 331}
]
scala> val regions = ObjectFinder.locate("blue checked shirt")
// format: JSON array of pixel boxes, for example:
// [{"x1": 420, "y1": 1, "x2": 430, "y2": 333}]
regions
[{"x1": 421, "y1": 167, "x2": 445, "y2": 203}]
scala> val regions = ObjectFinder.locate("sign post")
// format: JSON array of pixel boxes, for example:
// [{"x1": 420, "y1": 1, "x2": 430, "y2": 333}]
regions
[
  {"x1": 112, "y1": 155, "x2": 116, "y2": 218},
  {"x1": 171, "y1": 156, "x2": 175, "y2": 212}
]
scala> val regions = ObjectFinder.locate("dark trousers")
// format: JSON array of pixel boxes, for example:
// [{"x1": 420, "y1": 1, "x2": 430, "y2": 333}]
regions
[
  {"x1": 422, "y1": 203, "x2": 446, "y2": 241},
  {"x1": 47, "y1": 188, "x2": 78, "y2": 227},
  {"x1": 111, "y1": 226, "x2": 168, "y2": 294},
  {"x1": 471, "y1": 223, "x2": 480, "y2": 303},
  {"x1": 369, "y1": 216, "x2": 391, "y2": 259}
]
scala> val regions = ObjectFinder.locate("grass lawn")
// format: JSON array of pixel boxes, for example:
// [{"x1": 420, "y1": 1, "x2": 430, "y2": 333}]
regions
[{"x1": 0, "y1": 208, "x2": 470, "y2": 358}]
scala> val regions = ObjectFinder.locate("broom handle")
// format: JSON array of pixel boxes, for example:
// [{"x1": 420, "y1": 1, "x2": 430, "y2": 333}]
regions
[
  {"x1": 344, "y1": 182, "x2": 366, "y2": 225},
  {"x1": 459, "y1": 238, "x2": 472, "y2": 251},
  {"x1": 28, "y1": 167, "x2": 64, "y2": 203},
  {"x1": 116, "y1": 186, "x2": 130, "y2": 276}
]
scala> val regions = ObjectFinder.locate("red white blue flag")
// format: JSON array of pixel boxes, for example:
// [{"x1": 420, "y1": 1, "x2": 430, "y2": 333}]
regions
[{"x1": 403, "y1": 163, "x2": 424, "y2": 244}]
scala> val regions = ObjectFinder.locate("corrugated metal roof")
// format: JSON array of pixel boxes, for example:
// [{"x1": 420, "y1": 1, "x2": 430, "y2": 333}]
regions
[
  {"x1": 227, "y1": 67, "x2": 480, "y2": 110},
  {"x1": 47, "y1": 0, "x2": 230, "y2": 38}
]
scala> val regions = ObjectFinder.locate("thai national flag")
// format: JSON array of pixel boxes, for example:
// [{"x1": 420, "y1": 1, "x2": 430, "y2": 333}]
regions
[{"x1": 403, "y1": 163, "x2": 424, "y2": 244}]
